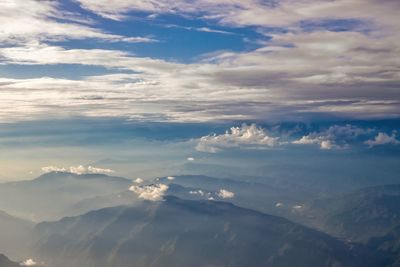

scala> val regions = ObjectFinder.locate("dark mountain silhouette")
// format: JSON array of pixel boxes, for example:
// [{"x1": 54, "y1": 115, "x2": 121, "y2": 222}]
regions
[
  {"x1": 0, "y1": 254, "x2": 20, "y2": 267},
  {"x1": 34, "y1": 197, "x2": 386, "y2": 267},
  {"x1": 307, "y1": 184, "x2": 400, "y2": 242}
]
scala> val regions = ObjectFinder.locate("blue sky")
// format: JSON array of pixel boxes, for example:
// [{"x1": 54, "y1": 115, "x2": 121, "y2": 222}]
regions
[{"x1": 0, "y1": 0, "x2": 399, "y2": 180}]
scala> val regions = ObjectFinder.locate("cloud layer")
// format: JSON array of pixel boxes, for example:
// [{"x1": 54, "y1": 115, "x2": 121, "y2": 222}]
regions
[
  {"x1": 196, "y1": 123, "x2": 399, "y2": 151},
  {"x1": 41, "y1": 165, "x2": 114, "y2": 175},
  {"x1": 0, "y1": 0, "x2": 399, "y2": 122}
]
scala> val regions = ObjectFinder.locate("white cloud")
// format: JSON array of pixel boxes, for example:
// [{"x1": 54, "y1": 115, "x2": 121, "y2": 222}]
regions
[
  {"x1": 0, "y1": 0, "x2": 156, "y2": 45},
  {"x1": 292, "y1": 124, "x2": 370, "y2": 150},
  {"x1": 189, "y1": 190, "x2": 205, "y2": 196},
  {"x1": 20, "y1": 259, "x2": 37, "y2": 266},
  {"x1": 217, "y1": 189, "x2": 235, "y2": 199},
  {"x1": 196, "y1": 124, "x2": 279, "y2": 153},
  {"x1": 75, "y1": 0, "x2": 400, "y2": 32},
  {"x1": 0, "y1": 2, "x2": 399, "y2": 123},
  {"x1": 41, "y1": 166, "x2": 67, "y2": 173},
  {"x1": 87, "y1": 166, "x2": 114, "y2": 174},
  {"x1": 292, "y1": 205, "x2": 303, "y2": 211},
  {"x1": 129, "y1": 183, "x2": 169, "y2": 201},
  {"x1": 365, "y1": 132, "x2": 400, "y2": 147},
  {"x1": 41, "y1": 165, "x2": 115, "y2": 175},
  {"x1": 134, "y1": 178, "x2": 144, "y2": 184}
]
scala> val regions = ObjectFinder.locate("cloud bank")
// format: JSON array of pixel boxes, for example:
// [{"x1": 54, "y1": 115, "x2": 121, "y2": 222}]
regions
[
  {"x1": 41, "y1": 165, "x2": 114, "y2": 175},
  {"x1": 197, "y1": 123, "x2": 400, "y2": 151}
]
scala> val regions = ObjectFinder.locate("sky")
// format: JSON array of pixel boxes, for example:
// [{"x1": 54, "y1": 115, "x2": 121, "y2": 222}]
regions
[{"x1": 0, "y1": 0, "x2": 399, "y2": 181}]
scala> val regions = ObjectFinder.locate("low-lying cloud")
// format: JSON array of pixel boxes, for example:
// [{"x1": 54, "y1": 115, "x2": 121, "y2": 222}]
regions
[
  {"x1": 20, "y1": 259, "x2": 37, "y2": 266},
  {"x1": 217, "y1": 189, "x2": 235, "y2": 199},
  {"x1": 129, "y1": 183, "x2": 169, "y2": 201},
  {"x1": 41, "y1": 165, "x2": 114, "y2": 175}
]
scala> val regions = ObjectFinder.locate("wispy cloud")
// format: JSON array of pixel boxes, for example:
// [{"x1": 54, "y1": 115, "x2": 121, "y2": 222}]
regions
[
  {"x1": 0, "y1": 0, "x2": 156, "y2": 45},
  {"x1": 0, "y1": 1, "x2": 399, "y2": 123}
]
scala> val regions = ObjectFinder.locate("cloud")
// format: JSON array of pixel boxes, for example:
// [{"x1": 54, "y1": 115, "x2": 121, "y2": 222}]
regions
[
  {"x1": 75, "y1": 0, "x2": 400, "y2": 31},
  {"x1": 87, "y1": 166, "x2": 115, "y2": 174},
  {"x1": 0, "y1": 0, "x2": 156, "y2": 45},
  {"x1": 196, "y1": 124, "x2": 280, "y2": 153},
  {"x1": 189, "y1": 190, "x2": 205, "y2": 196},
  {"x1": 41, "y1": 166, "x2": 67, "y2": 173},
  {"x1": 129, "y1": 183, "x2": 169, "y2": 201},
  {"x1": 217, "y1": 189, "x2": 235, "y2": 199},
  {"x1": 292, "y1": 205, "x2": 304, "y2": 211},
  {"x1": 292, "y1": 124, "x2": 371, "y2": 150},
  {"x1": 365, "y1": 132, "x2": 400, "y2": 147},
  {"x1": 134, "y1": 178, "x2": 144, "y2": 184},
  {"x1": 20, "y1": 259, "x2": 37, "y2": 266},
  {"x1": 41, "y1": 165, "x2": 114, "y2": 175},
  {"x1": 0, "y1": 1, "x2": 399, "y2": 123}
]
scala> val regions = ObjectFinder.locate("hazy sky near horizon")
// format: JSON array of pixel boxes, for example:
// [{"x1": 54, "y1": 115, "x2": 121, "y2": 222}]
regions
[{"x1": 0, "y1": 0, "x2": 399, "y2": 181}]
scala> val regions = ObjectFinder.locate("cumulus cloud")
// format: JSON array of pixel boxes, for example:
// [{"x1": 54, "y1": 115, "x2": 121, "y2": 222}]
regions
[
  {"x1": 217, "y1": 189, "x2": 235, "y2": 199},
  {"x1": 365, "y1": 132, "x2": 400, "y2": 147},
  {"x1": 189, "y1": 190, "x2": 205, "y2": 196},
  {"x1": 292, "y1": 124, "x2": 370, "y2": 150},
  {"x1": 129, "y1": 183, "x2": 169, "y2": 201},
  {"x1": 41, "y1": 165, "x2": 114, "y2": 175},
  {"x1": 20, "y1": 259, "x2": 37, "y2": 266},
  {"x1": 196, "y1": 124, "x2": 280, "y2": 153},
  {"x1": 134, "y1": 178, "x2": 144, "y2": 184}
]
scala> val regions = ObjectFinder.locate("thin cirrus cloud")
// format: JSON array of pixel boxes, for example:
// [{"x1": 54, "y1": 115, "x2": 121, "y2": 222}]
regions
[
  {"x1": 0, "y1": 1, "x2": 399, "y2": 123},
  {"x1": 0, "y1": 0, "x2": 156, "y2": 44}
]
